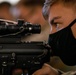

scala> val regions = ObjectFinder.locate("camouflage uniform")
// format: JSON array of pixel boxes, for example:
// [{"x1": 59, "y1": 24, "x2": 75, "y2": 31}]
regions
[
  {"x1": 59, "y1": 70, "x2": 76, "y2": 75},
  {"x1": 62, "y1": 71, "x2": 76, "y2": 75}
]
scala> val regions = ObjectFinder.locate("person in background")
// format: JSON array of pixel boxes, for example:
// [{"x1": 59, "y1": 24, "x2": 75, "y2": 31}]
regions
[
  {"x1": 0, "y1": 2, "x2": 15, "y2": 21},
  {"x1": 32, "y1": 0, "x2": 76, "y2": 75},
  {"x1": 12, "y1": 0, "x2": 50, "y2": 75},
  {"x1": 16, "y1": 0, "x2": 50, "y2": 42}
]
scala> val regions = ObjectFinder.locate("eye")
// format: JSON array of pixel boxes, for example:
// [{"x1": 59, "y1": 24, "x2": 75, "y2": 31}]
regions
[
  {"x1": 53, "y1": 22, "x2": 63, "y2": 31},
  {"x1": 56, "y1": 23, "x2": 64, "y2": 31},
  {"x1": 52, "y1": 22, "x2": 60, "y2": 27},
  {"x1": 54, "y1": 22, "x2": 58, "y2": 26}
]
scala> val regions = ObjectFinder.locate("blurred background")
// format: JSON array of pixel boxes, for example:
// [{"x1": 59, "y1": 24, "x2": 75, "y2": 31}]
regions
[
  {"x1": 0, "y1": 0, "x2": 20, "y2": 5},
  {"x1": 0, "y1": 0, "x2": 76, "y2": 75}
]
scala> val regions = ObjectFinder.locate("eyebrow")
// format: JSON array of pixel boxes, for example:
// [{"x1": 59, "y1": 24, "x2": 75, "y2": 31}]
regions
[{"x1": 50, "y1": 16, "x2": 61, "y2": 24}]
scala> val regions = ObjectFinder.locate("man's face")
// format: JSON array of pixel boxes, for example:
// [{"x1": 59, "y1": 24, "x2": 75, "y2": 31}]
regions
[{"x1": 48, "y1": 3, "x2": 76, "y2": 34}]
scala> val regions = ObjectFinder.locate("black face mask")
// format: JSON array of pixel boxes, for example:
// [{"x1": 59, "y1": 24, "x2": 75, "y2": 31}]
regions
[{"x1": 48, "y1": 19, "x2": 76, "y2": 66}]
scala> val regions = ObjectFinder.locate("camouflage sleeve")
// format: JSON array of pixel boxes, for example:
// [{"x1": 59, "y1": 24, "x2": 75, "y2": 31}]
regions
[
  {"x1": 61, "y1": 71, "x2": 76, "y2": 75},
  {"x1": 58, "y1": 70, "x2": 76, "y2": 75}
]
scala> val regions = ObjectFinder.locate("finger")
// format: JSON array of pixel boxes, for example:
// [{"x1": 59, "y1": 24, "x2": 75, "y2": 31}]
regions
[
  {"x1": 32, "y1": 69, "x2": 45, "y2": 75},
  {"x1": 42, "y1": 63, "x2": 52, "y2": 68},
  {"x1": 32, "y1": 63, "x2": 58, "y2": 75},
  {"x1": 42, "y1": 63, "x2": 58, "y2": 72},
  {"x1": 32, "y1": 66, "x2": 52, "y2": 75},
  {"x1": 43, "y1": 63, "x2": 59, "y2": 75}
]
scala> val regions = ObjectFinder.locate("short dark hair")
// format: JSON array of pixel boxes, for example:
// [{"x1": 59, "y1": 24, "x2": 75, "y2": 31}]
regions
[
  {"x1": 19, "y1": 0, "x2": 45, "y2": 7},
  {"x1": 0, "y1": 2, "x2": 11, "y2": 8},
  {"x1": 42, "y1": 0, "x2": 76, "y2": 19}
]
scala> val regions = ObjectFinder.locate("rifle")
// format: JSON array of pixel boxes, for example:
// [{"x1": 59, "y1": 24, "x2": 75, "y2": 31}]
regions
[{"x1": 0, "y1": 19, "x2": 51, "y2": 75}]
